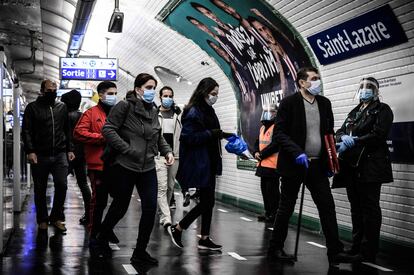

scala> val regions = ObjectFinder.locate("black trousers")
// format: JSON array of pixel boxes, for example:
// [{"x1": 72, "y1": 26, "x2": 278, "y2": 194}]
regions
[
  {"x1": 260, "y1": 175, "x2": 280, "y2": 217},
  {"x1": 346, "y1": 180, "x2": 382, "y2": 259},
  {"x1": 179, "y1": 176, "x2": 216, "y2": 236},
  {"x1": 71, "y1": 158, "x2": 91, "y2": 217},
  {"x1": 31, "y1": 153, "x2": 68, "y2": 223},
  {"x1": 270, "y1": 160, "x2": 344, "y2": 256},
  {"x1": 100, "y1": 165, "x2": 158, "y2": 251}
]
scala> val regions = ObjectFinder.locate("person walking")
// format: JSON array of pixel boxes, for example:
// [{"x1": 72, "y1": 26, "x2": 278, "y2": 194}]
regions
[
  {"x1": 73, "y1": 81, "x2": 119, "y2": 255},
  {"x1": 168, "y1": 77, "x2": 232, "y2": 251},
  {"x1": 61, "y1": 89, "x2": 91, "y2": 225},
  {"x1": 156, "y1": 86, "x2": 182, "y2": 229},
  {"x1": 22, "y1": 79, "x2": 75, "y2": 233},
  {"x1": 97, "y1": 73, "x2": 174, "y2": 265}
]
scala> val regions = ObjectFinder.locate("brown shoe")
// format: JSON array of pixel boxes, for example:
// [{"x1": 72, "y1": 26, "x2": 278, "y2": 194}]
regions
[
  {"x1": 52, "y1": 220, "x2": 67, "y2": 232},
  {"x1": 38, "y1": 222, "x2": 48, "y2": 230}
]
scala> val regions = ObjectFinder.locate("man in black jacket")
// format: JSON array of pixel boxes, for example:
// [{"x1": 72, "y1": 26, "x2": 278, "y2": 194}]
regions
[
  {"x1": 23, "y1": 79, "x2": 75, "y2": 232},
  {"x1": 61, "y1": 89, "x2": 91, "y2": 226},
  {"x1": 267, "y1": 67, "x2": 357, "y2": 267}
]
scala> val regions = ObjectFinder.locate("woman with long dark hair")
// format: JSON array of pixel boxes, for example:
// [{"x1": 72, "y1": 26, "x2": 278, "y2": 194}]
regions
[
  {"x1": 97, "y1": 73, "x2": 174, "y2": 265},
  {"x1": 168, "y1": 77, "x2": 232, "y2": 250}
]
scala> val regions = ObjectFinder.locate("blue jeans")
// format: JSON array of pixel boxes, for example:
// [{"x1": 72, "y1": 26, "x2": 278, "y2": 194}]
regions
[
  {"x1": 31, "y1": 152, "x2": 68, "y2": 223},
  {"x1": 99, "y1": 165, "x2": 158, "y2": 251}
]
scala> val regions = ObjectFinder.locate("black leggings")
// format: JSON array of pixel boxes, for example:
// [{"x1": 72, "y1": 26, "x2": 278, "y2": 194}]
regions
[{"x1": 179, "y1": 175, "x2": 216, "y2": 236}]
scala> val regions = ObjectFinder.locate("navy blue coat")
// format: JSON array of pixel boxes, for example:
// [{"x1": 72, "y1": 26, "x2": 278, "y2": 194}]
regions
[{"x1": 176, "y1": 106, "x2": 222, "y2": 189}]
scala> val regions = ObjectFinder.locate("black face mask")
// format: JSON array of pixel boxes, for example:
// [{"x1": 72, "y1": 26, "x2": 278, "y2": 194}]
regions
[{"x1": 42, "y1": 92, "x2": 57, "y2": 104}]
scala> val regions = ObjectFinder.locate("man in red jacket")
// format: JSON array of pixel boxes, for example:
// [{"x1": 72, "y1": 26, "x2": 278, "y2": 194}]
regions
[{"x1": 74, "y1": 81, "x2": 118, "y2": 256}]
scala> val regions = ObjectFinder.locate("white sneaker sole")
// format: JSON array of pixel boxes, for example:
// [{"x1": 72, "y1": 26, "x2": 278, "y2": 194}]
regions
[
  {"x1": 167, "y1": 227, "x2": 183, "y2": 249},
  {"x1": 197, "y1": 245, "x2": 222, "y2": 251}
]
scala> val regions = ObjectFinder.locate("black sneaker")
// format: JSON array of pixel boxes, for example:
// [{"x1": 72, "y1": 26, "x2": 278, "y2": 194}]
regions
[
  {"x1": 168, "y1": 224, "x2": 183, "y2": 248},
  {"x1": 198, "y1": 237, "x2": 222, "y2": 251},
  {"x1": 108, "y1": 229, "x2": 120, "y2": 244},
  {"x1": 89, "y1": 238, "x2": 112, "y2": 259},
  {"x1": 130, "y1": 249, "x2": 158, "y2": 265},
  {"x1": 163, "y1": 222, "x2": 171, "y2": 231},
  {"x1": 183, "y1": 192, "x2": 191, "y2": 207}
]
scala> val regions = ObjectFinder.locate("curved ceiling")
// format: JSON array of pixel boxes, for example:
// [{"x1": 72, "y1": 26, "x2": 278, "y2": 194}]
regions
[{"x1": 0, "y1": 0, "x2": 77, "y2": 101}]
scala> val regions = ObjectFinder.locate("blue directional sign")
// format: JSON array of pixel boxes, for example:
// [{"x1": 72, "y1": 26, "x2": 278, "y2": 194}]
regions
[{"x1": 59, "y1": 57, "x2": 118, "y2": 81}]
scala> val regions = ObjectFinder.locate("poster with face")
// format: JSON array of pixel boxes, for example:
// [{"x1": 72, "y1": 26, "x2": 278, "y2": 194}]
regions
[{"x1": 164, "y1": 0, "x2": 315, "y2": 169}]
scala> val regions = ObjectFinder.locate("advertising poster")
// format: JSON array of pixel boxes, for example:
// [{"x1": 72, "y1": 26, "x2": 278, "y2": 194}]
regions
[
  {"x1": 378, "y1": 73, "x2": 414, "y2": 164},
  {"x1": 163, "y1": 0, "x2": 314, "y2": 169}
]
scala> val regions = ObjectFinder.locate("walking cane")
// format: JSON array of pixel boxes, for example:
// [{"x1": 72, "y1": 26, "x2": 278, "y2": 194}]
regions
[{"x1": 293, "y1": 169, "x2": 307, "y2": 261}]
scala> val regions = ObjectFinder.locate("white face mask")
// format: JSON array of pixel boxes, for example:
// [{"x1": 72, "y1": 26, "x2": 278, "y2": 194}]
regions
[
  {"x1": 205, "y1": 94, "x2": 218, "y2": 106},
  {"x1": 307, "y1": 80, "x2": 322, "y2": 95}
]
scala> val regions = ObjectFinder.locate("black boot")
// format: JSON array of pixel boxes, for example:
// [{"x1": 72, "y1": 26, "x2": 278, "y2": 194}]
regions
[{"x1": 130, "y1": 249, "x2": 158, "y2": 265}]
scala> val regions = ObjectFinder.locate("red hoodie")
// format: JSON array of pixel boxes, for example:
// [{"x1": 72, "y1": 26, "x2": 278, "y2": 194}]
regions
[{"x1": 74, "y1": 104, "x2": 107, "y2": 171}]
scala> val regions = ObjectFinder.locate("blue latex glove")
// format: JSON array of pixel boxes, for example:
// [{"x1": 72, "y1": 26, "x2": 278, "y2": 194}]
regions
[
  {"x1": 341, "y1": 135, "x2": 355, "y2": 148},
  {"x1": 326, "y1": 170, "x2": 335, "y2": 178},
  {"x1": 337, "y1": 142, "x2": 347, "y2": 154},
  {"x1": 295, "y1": 153, "x2": 309, "y2": 169}
]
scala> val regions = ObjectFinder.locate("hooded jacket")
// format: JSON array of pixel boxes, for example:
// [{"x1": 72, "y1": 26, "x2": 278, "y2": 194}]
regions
[{"x1": 102, "y1": 91, "x2": 172, "y2": 173}]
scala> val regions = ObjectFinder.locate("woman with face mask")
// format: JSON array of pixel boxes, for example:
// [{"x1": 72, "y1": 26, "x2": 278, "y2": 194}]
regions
[
  {"x1": 168, "y1": 77, "x2": 232, "y2": 251},
  {"x1": 333, "y1": 77, "x2": 394, "y2": 263},
  {"x1": 97, "y1": 73, "x2": 174, "y2": 265}
]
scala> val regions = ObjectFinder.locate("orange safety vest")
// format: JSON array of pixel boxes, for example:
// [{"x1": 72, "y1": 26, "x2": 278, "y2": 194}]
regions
[{"x1": 257, "y1": 124, "x2": 278, "y2": 169}]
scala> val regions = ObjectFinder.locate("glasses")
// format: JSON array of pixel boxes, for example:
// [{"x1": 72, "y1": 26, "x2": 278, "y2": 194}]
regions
[{"x1": 162, "y1": 95, "x2": 173, "y2": 98}]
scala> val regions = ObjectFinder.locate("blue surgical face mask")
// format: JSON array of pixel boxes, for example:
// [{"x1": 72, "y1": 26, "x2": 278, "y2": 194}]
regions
[
  {"x1": 142, "y1": 89, "x2": 156, "y2": 103},
  {"x1": 102, "y1": 94, "x2": 117, "y2": 106},
  {"x1": 307, "y1": 80, "x2": 322, "y2": 95},
  {"x1": 359, "y1": 88, "x2": 374, "y2": 102},
  {"x1": 161, "y1": 97, "x2": 173, "y2": 109}
]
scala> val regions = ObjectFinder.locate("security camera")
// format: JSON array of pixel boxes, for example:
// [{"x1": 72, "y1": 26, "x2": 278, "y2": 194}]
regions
[{"x1": 108, "y1": 10, "x2": 124, "y2": 33}]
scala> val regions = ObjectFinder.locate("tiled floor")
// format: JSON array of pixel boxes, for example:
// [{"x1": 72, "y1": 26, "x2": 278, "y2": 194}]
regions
[{"x1": 1, "y1": 176, "x2": 412, "y2": 274}]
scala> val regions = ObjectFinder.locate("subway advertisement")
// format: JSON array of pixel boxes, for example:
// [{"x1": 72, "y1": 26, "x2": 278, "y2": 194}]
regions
[{"x1": 163, "y1": 0, "x2": 314, "y2": 170}]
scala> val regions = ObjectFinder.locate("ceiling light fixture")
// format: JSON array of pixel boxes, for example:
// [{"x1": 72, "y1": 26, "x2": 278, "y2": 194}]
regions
[{"x1": 108, "y1": 0, "x2": 124, "y2": 33}]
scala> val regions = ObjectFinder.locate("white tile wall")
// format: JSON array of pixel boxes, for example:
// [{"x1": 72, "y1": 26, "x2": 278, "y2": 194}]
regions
[{"x1": 79, "y1": 0, "x2": 414, "y2": 245}]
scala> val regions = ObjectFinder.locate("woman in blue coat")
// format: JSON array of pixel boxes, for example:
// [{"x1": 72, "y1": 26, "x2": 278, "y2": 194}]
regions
[{"x1": 168, "y1": 77, "x2": 231, "y2": 251}]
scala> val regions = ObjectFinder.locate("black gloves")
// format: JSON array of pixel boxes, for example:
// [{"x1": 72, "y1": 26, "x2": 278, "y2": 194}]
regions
[{"x1": 210, "y1": 129, "x2": 234, "y2": 139}]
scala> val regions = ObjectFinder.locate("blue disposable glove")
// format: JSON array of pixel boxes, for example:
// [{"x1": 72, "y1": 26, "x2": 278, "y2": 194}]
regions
[
  {"x1": 337, "y1": 142, "x2": 347, "y2": 154},
  {"x1": 341, "y1": 135, "x2": 355, "y2": 148},
  {"x1": 326, "y1": 170, "x2": 335, "y2": 178},
  {"x1": 295, "y1": 153, "x2": 309, "y2": 169}
]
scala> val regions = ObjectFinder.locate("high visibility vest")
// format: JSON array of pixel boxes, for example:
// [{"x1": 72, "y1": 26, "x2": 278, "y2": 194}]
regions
[{"x1": 257, "y1": 124, "x2": 278, "y2": 169}]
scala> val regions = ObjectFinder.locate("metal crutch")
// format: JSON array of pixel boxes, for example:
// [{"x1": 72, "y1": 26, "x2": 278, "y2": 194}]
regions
[{"x1": 294, "y1": 167, "x2": 308, "y2": 261}]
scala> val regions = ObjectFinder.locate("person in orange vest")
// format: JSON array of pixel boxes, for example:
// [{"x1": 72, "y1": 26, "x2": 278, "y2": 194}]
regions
[{"x1": 254, "y1": 104, "x2": 280, "y2": 223}]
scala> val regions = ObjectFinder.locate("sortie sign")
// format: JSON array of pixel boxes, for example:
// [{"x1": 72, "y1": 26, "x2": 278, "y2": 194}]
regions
[
  {"x1": 307, "y1": 5, "x2": 408, "y2": 65},
  {"x1": 59, "y1": 57, "x2": 118, "y2": 81}
]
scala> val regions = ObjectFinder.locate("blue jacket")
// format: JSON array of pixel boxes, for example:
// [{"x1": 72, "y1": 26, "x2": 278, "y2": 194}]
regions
[{"x1": 176, "y1": 106, "x2": 222, "y2": 189}]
